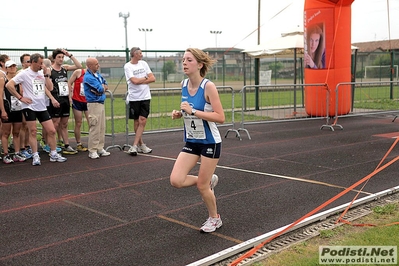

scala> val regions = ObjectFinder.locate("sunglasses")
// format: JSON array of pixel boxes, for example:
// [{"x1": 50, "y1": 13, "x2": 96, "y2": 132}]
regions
[{"x1": 24, "y1": 61, "x2": 31, "y2": 63}]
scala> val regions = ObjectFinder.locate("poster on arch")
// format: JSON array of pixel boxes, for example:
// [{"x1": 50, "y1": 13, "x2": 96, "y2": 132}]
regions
[{"x1": 304, "y1": 8, "x2": 334, "y2": 70}]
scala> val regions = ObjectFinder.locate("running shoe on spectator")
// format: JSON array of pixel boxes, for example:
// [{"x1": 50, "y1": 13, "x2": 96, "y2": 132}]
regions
[
  {"x1": 137, "y1": 144, "x2": 152, "y2": 154},
  {"x1": 50, "y1": 153, "x2": 67, "y2": 162},
  {"x1": 20, "y1": 149, "x2": 33, "y2": 159},
  {"x1": 13, "y1": 153, "x2": 26, "y2": 162},
  {"x1": 98, "y1": 149, "x2": 110, "y2": 157},
  {"x1": 88, "y1": 152, "x2": 100, "y2": 159},
  {"x1": 25, "y1": 146, "x2": 33, "y2": 155},
  {"x1": 32, "y1": 154, "x2": 41, "y2": 166},
  {"x1": 128, "y1": 145, "x2": 138, "y2": 156},
  {"x1": 3, "y1": 154, "x2": 14, "y2": 164},
  {"x1": 43, "y1": 145, "x2": 62, "y2": 153},
  {"x1": 200, "y1": 215, "x2": 223, "y2": 233},
  {"x1": 43, "y1": 145, "x2": 51, "y2": 153},
  {"x1": 63, "y1": 145, "x2": 78, "y2": 155},
  {"x1": 76, "y1": 143, "x2": 88, "y2": 152}
]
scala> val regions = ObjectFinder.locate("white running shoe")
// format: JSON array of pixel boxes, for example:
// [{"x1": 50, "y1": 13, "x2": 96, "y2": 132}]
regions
[
  {"x1": 128, "y1": 145, "x2": 138, "y2": 156},
  {"x1": 88, "y1": 152, "x2": 100, "y2": 159},
  {"x1": 137, "y1": 144, "x2": 152, "y2": 154},
  {"x1": 200, "y1": 215, "x2": 223, "y2": 233},
  {"x1": 50, "y1": 153, "x2": 67, "y2": 162},
  {"x1": 98, "y1": 149, "x2": 111, "y2": 157},
  {"x1": 13, "y1": 153, "x2": 26, "y2": 162},
  {"x1": 3, "y1": 154, "x2": 14, "y2": 164},
  {"x1": 32, "y1": 154, "x2": 41, "y2": 166},
  {"x1": 210, "y1": 174, "x2": 218, "y2": 191}
]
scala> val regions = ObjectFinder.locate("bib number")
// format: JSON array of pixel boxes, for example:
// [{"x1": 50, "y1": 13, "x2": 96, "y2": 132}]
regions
[
  {"x1": 79, "y1": 83, "x2": 85, "y2": 96},
  {"x1": 58, "y1": 81, "x2": 69, "y2": 96},
  {"x1": 32, "y1": 79, "x2": 45, "y2": 96},
  {"x1": 11, "y1": 96, "x2": 22, "y2": 111},
  {"x1": 183, "y1": 115, "x2": 205, "y2": 139}
]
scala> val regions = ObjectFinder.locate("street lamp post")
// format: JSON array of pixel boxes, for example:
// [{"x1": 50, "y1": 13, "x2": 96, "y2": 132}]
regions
[
  {"x1": 210, "y1": 30, "x2": 222, "y2": 47},
  {"x1": 119, "y1": 12, "x2": 130, "y2": 50},
  {"x1": 138, "y1": 28, "x2": 153, "y2": 58},
  {"x1": 210, "y1": 31, "x2": 222, "y2": 80}
]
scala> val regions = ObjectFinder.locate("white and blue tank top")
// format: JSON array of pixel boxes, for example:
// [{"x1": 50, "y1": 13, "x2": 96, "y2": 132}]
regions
[{"x1": 181, "y1": 78, "x2": 221, "y2": 144}]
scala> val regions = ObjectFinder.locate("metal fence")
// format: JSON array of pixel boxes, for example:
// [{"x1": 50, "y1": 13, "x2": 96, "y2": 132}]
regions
[
  {"x1": 321, "y1": 80, "x2": 399, "y2": 131},
  {"x1": 1, "y1": 47, "x2": 397, "y2": 90},
  {"x1": 99, "y1": 80, "x2": 399, "y2": 147},
  {"x1": 1, "y1": 47, "x2": 398, "y2": 145}
]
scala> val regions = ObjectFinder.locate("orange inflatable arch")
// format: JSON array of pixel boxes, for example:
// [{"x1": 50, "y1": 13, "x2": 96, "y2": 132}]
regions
[{"x1": 304, "y1": 0, "x2": 354, "y2": 116}]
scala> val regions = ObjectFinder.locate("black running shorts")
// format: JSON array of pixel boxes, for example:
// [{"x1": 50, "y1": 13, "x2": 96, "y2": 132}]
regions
[{"x1": 181, "y1": 142, "x2": 221, "y2": 159}]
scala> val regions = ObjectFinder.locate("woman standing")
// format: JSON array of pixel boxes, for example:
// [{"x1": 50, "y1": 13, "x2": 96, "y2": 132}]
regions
[
  {"x1": 0, "y1": 60, "x2": 26, "y2": 163},
  {"x1": 170, "y1": 48, "x2": 225, "y2": 233}
]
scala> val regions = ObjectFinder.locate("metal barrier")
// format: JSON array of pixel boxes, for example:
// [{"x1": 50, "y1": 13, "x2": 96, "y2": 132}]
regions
[
  {"x1": 65, "y1": 81, "x2": 399, "y2": 145},
  {"x1": 122, "y1": 91, "x2": 131, "y2": 151},
  {"x1": 36, "y1": 91, "x2": 121, "y2": 152},
  {"x1": 237, "y1": 83, "x2": 327, "y2": 139},
  {"x1": 119, "y1": 87, "x2": 183, "y2": 151},
  {"x1": 104, "y1": 90, "x2": 122, "y2": 151},
  {"x1": 118, "y1": 86, "x2": 240, "y2": 146},
  {"x1": 322, "y1": 80, "x2": 399, "y2": 131},
  {"x1": 220, "y1": 86, "x2": 242, "y2": 140}
]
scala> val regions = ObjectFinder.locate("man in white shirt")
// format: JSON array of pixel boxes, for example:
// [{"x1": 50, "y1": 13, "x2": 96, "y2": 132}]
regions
[
  {"x1": 6, "y1": 53, "x2": 67, "y2": 165},
  {"x1": 124, "y1": 47, "x2": 155, "y2": 156}
]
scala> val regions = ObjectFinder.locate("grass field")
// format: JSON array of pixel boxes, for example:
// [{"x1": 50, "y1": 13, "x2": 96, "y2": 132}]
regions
[{"x1": 252, "y1": 202, "x2": 399, "y2": 266}]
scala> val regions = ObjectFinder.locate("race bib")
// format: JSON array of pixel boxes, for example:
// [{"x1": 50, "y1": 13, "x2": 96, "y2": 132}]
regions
[
  {"x1": 32, "y1": 79, "x2": 45, "y2": 96},
  {"x1": 10, "y1": 96, "x2": 22, "y2": 111},
  {"x1": 58, "y1": 81, "x2": 69, "y2": 96},
  {"x1": 79, "y1": 83, "x2": 85, "y2": 96},
  {"x1": 183, "y1": 114, "x2": 205, "y2": 139}
]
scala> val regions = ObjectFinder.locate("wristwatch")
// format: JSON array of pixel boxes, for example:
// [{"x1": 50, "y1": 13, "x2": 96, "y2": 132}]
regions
[
  {"x1": 191, "y1": 108, "x2": 197, "y2": 115},
  {"x1": 44, "y1": 74, "x2": 49, "y2": 78}
]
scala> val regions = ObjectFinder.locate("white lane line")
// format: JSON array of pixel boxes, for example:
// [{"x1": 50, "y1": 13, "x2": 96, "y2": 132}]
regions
[
  {"x1": 140, "y1": 153, "x2": 372, "y2": 194},
  {"x1": 63, "y1": 200, "x2": 129, "y2": 224}
]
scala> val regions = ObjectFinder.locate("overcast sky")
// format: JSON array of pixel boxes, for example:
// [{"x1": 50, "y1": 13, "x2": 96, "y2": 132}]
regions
[{"x1": 0, "y1": 0, "x2": 397, "y2": 52}]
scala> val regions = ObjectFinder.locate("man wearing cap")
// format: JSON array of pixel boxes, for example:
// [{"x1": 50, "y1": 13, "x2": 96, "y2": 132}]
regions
[
  {"x1": 6, "y1": 53, "x2": 67, "y2": 165},
  {"x1": 124, "y1": 47, "x2": 155, "y2": 156}
]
